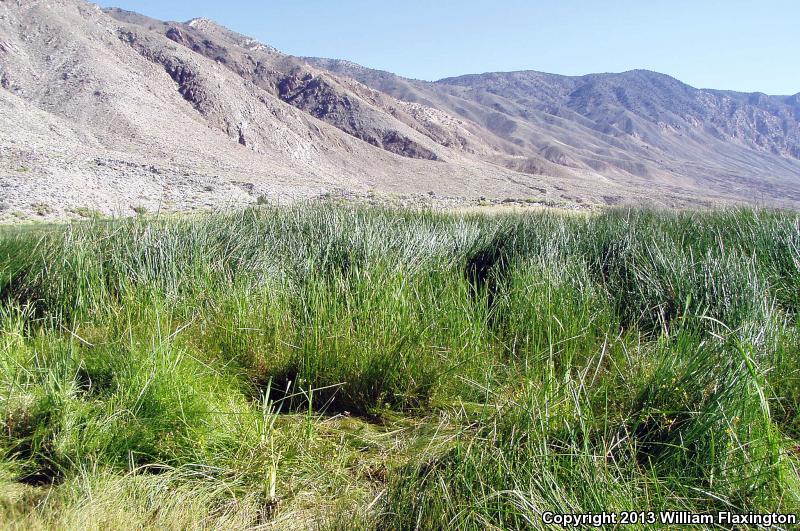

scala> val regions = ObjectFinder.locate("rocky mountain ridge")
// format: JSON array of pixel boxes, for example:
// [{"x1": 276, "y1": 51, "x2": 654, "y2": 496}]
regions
[{"x1": 1, "y1": 0, "x2": 798, "y2": 221}]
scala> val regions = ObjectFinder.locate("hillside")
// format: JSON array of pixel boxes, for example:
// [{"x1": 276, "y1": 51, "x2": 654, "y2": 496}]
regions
[
  {"x1": 0, "y1": 0, "x2": 799, "y2": 220},
  {"x1": 306, "y1": 59, "x2": 800, "y2": 206}
]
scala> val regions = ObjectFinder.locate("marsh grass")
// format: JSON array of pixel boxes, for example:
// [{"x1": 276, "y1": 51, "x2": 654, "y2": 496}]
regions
[{"x1": 0, "y1": 204, "x2": 798, "y2": 528}]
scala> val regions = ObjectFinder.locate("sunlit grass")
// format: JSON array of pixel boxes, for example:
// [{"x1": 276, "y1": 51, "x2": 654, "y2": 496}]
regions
[{"x1": 1, "y1": 204, "x2": 798, "y2": 528}]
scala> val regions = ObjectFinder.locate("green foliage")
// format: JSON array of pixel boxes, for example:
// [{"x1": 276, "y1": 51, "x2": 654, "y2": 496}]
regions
[
  {"x1": 66, "y1": 206, "x2": 104, "y2": 219},
  {"x1": 33, "y1": 203, "x2": 52, "y2": 217},
  {"x1": 0, "y1": 204, "x2": 798, "y2": 528}
]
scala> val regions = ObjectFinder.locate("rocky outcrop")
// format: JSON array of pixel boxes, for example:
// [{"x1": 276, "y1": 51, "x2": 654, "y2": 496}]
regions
[{"x1": 121, "y1": 15, "x2": 444, "y2": 161}]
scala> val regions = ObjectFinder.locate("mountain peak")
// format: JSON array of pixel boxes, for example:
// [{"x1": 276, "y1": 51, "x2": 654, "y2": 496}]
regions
[
  {"x1": 186, "y1": 17, "x2": 213, "y2": 27},
  {"x1": 1, "y1": 1, "x2": 799, "y2": 221}
]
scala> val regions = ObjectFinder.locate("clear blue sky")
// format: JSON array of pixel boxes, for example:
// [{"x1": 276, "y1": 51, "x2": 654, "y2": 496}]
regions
[{"x1": 96, "y1": 0, "x2": 800, "y2": 95}]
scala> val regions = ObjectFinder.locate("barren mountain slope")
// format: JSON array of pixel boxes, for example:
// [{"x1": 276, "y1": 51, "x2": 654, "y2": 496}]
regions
[
  {"x1": 103, "y1": 8, "x2": 542, "y2": 168},
  {"x1": 306, "y1": 59, "x2": 800, "y2": 206},
  {"x1": 1, "y1": 0, "x2": 798, "y2": 221},
  {"x1": 0, "y1": 0, "x2": 586, "y2": 220}
]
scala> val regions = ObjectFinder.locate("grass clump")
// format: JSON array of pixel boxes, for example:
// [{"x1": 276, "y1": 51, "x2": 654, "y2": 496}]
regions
[
  {"x1": 32, "y1": 203, "x2": 52, "y2": 217},
  {"x1": 1, "y1": 204, "x2": 799, "y2": 528},
  {"x1": 66, "y1": 206, "x2": 104, "y2": 219}
]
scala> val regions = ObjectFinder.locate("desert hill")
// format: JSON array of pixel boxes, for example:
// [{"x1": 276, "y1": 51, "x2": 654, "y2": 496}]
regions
[
  {"x1": 1, "y1": 0, "x2": 798, "y2": 220},
  {"x1": 307, "y1": 59, "x2": 800, "y2": 206}
]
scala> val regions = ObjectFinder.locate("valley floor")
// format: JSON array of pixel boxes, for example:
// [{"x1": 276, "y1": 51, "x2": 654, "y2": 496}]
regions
[{"x1": 0, "y1": 204, "x2": 798, "y2": 529}]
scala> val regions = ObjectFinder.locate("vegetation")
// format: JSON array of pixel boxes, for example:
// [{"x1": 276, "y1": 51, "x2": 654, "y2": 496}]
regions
[
  {"x1": 32, "y1": 203, "x2": 52, "y2": 217},
  {"x1": 66, "y1": 206, "x2": 104, "y2": 219},
  {"x1": 0, "y1": 204, "x2": 798, "y2": 529}
]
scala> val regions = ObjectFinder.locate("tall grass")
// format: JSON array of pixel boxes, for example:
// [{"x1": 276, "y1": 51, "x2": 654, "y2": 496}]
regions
[{"x1": 1, "y1": 204, "x2": 798, "y2": 528}]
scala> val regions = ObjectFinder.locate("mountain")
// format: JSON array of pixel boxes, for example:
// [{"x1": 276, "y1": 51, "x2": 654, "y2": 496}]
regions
[
  {"x1": 306, "y1": 59, "x2": 800, "y2": 206},
  {"x1": 1, "y1": 0, "x2": 798, "y2": 220}
]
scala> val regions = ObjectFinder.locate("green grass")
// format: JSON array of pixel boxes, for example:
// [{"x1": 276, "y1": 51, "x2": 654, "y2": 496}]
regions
[
  {"x1": 0, "y1": 204, "x2": 798, "y2": 529},
  {"x1": 66, "y1": 207, "x2": 105, "y2": 220}
]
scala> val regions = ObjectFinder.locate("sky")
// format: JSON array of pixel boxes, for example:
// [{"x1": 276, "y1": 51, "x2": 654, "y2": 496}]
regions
[{"x1": 95, "y1": 0, "x2": 800, "y2": 95}]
